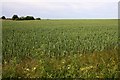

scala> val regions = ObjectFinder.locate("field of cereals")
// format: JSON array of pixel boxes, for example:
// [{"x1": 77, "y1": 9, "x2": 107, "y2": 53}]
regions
[{"x1": 2, "y1": 19, "x2": 119, "y2": 78}]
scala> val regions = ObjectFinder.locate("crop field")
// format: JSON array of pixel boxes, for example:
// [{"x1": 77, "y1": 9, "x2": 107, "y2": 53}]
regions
[{"x1": 2, "y1": 19, "x2": 119, "y2": 78}]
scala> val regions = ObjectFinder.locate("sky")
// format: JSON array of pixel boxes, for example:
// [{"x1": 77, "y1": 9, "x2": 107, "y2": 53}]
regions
[{"x1": 1, "y1": 0, "x2": 119, "y2": 19}]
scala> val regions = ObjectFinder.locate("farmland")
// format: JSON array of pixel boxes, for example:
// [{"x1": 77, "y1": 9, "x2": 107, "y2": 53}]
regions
[{"x1": 2, "y1": 19, "x2": 119, "y2": 78}]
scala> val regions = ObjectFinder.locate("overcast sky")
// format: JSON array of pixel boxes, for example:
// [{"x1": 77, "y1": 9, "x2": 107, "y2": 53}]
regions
[{"x1": 1, "y1": 0, "x2": 119, "y2": 19}]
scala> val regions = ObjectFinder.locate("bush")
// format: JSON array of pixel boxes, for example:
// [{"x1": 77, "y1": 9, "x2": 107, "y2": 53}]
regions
[
  {"x1": 12, "y1": 15, "x2": 19, "y2": 20},
  {"x1": 1, "y1": 16, "x2": 6, "y2": 19},
  {"x1": 25, "y1": 16, "x2": 35, "y2": 20},
  {"x1": 36, "y1": 18, "x2": 41, "y2": 20}
]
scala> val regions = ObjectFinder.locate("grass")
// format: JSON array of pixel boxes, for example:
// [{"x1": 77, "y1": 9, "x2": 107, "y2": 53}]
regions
[
  {"x1": 3, "y1": 49, "x2": 119, "y2": 78},
  {"x1": 2, "y1": 19, "x2": 119, "y2": 78}
]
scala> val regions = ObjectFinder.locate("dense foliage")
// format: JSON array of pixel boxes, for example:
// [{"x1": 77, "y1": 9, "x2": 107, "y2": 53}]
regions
[
  {"x1": 12, "y1": 15, "x2": 19, "y2": 20},
  {"x1": 1, "y1": 16, "x2": 6, "y2": 19}
]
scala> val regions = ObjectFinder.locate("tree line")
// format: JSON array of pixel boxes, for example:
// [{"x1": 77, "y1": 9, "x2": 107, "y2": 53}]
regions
[{"x1": 1, "y1": 15, "x2": 41, "y2": 20}]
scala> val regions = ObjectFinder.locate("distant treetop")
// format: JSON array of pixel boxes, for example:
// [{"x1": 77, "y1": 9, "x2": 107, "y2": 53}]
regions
[
  {"x1": 36, "y1": 18, "x2": 41, "y2": 20},
  {"x1": 2, "y1": 15, "x2": 42, "y2": 20},
  {"x1": 25, "y1": 16, "x2": 35, "y2": 20},
  {"x1": 12, "y1": 15, "x2": 19, "y2": 20},
  {"x1": 1, "y1": 16, "x2": 6, "y2": 19}
]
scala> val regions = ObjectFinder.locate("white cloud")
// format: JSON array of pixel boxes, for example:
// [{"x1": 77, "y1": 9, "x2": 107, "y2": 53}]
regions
[{"x1": 2, "y1": 0, "x2": 118, "y2": 18}]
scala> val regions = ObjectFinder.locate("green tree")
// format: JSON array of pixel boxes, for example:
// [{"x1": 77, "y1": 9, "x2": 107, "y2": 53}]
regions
[
  {"x1": 25, "y1": 16, "x2": 35, "y2": 20},
  {"x1": 1, "y1": 16, "x2": 6, "y2": 19},
  {"x1": 12, "y1": 15, "x2": 19, "y2": 20},
  {"x1": 36, "y1": 18, "x2": 41, "y2": 20}
]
